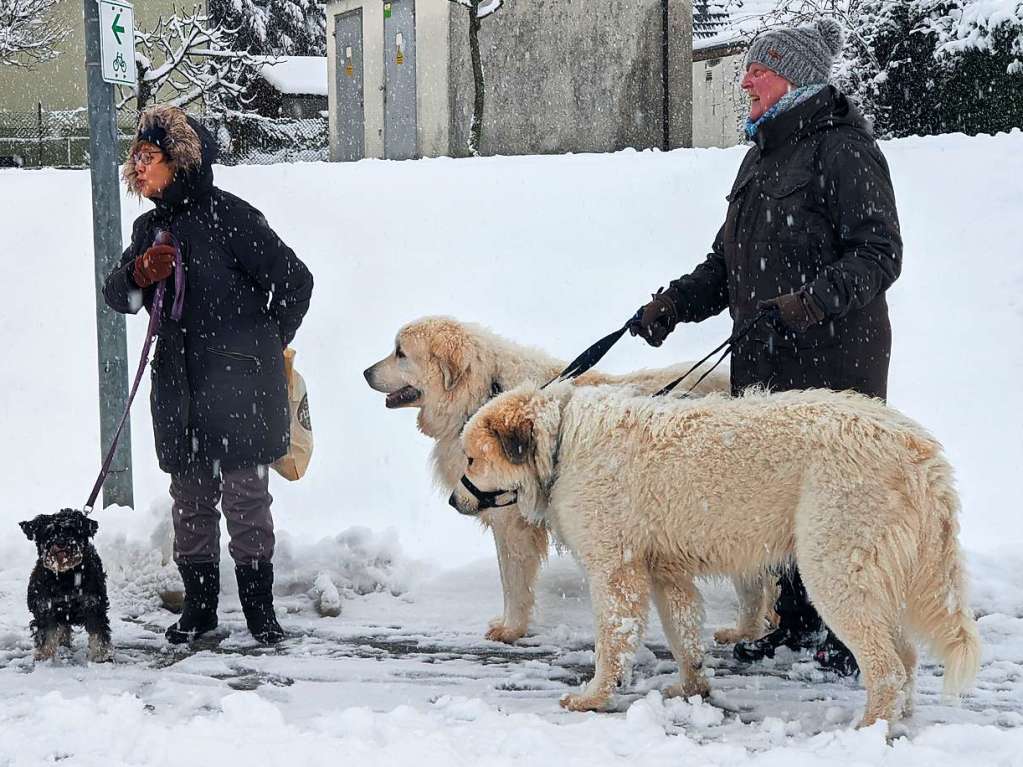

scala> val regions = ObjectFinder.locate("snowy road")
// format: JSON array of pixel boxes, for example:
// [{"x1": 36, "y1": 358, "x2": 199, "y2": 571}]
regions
[{"x1": 2, "y1": 553, "x2": 1021, "y2": 766}]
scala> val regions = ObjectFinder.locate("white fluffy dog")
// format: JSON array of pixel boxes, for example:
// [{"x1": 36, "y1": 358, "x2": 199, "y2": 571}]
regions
[
  {"x1": 363, "y1": 317, "x2": 772, "y2": 643},
  {"x1": 451, "y1": 383, "x2": 981, "y2": 727}
]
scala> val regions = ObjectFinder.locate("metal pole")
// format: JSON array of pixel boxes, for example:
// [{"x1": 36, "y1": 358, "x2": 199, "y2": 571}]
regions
[
  {"x1": 661, "y1": 0, "x2": 670, "y2": 152},
  {"x1": 37, "y1": 101, "x2": 43, "y2": 167},
  {"x1": 83, "y1": 0, "x2": 133, "y2": 508}
]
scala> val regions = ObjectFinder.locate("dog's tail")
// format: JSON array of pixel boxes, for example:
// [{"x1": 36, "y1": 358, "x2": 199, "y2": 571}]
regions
[{"x1": 904, "y1": 438, "x2": 981, "y2": 698}]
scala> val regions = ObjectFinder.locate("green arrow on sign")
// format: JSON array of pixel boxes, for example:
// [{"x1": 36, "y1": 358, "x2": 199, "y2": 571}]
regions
[{"x1": 111, "y1": 12, "x2": 125, "y2": 45}]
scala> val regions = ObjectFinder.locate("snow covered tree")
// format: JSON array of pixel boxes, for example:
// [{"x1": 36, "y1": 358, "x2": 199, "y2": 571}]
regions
[
  {"x1": 206, "y1": 0, "x2": 327, "y2": 56},
  {"x1": 450, "y1": 0, "x2": 504, "y2": 156},
  {"x1": 914, "y1": 0, "x2": 1023, "y2": 136},
  {"x1": 0, "y1": 0, "x2": 67, "y2": 67},
  {"x1": 118, "y1": 6, "x2": 263, "y2": 111},
  {"x1": 842, "y1": 0, "x2": 1022, "y2": 137},
  {"x1": 730, "y1": 0, "x2": 1023, "y2": 137}
]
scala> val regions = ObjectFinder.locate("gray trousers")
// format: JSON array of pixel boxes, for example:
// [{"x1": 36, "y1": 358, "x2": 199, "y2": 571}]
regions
[{"x1": 170, "y1": 465, "x2": 275, "y2": 566}]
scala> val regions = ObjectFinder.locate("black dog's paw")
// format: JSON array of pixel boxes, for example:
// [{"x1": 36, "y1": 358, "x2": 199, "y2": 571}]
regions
[{"x1": 87, "y1": 634, "x2": 113, "y2": 663}]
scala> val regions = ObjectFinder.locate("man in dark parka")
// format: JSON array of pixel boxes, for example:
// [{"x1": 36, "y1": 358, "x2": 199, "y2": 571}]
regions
[
  {"x1": 104, "y1": 105, "x2": 313, "y2": 646},
  {"x1": 630, "y1": 20, "x2": 902, "y2": 675}
]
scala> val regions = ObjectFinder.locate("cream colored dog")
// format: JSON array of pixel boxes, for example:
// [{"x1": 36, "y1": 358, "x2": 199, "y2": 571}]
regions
[
  {"x1": 364, "y1": 317, "x2": 773, "y2": 644},
  {"x1": 451, "y1": 383, "x2": 981, "y2": 728}
]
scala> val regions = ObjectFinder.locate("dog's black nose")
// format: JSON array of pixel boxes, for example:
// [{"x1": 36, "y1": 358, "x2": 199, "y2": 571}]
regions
[
  {"x1": 363, "y1": 367, "x2": 373, "y2": 383},
  {"x1": 448, "y1": 492, "x2": 476, "y2": 516}
]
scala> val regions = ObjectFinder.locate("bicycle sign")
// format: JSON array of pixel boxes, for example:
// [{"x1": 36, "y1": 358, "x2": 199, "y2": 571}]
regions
[{"x1": 97, "y1": 0, "x2": 135, "y2": 85}]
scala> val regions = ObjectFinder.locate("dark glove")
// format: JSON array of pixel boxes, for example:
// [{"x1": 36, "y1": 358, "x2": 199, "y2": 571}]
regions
[
  {"x1": 628, "y1": 288, "x2": 679, "y2": 347},
  {"x1": 757, "y1": 290, "x2": 826, "y2": 334},
  {"x1": 132, "y1": 244, "x2": 177, "y2": 288}
]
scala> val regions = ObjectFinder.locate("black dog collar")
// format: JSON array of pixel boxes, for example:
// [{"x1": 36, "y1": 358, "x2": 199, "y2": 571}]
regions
[{"x1": 460, "y1": 475, "x2": 517, "y2": 511}]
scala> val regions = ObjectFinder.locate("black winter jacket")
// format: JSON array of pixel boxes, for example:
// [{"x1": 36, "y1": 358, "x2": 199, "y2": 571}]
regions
[
  {"x1": 103, "y1": 121, "x2": 313, "y2": 473},
  {"x1": 664, "y1": 87, "x2": 902, "y2": 398}
]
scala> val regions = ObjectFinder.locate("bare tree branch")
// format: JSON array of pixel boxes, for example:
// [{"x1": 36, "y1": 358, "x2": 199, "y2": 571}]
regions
[
  {"x1": 451, "y1": 0, "x2": 503, "y2": 20},
  {"x1": 116, "y1": 5, "x2": 264, "y2": 111},
  {"x1": 0, "y1": 0, "x2": 68, "y2": 68}
]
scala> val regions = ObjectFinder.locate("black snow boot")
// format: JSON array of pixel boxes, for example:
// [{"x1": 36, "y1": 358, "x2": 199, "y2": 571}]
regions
[
  {"x1": 815, "y1": 630, "x2": 860, "y2": 677},
  {"x1": 165, "y1": 562, "x2": 220, "y2": 644},
  {"x1": 235, "y1": 561, "x2": 285, "y2": 645},
  {"x1": 734, "y1": 567, "x2": 821, "y2": 663},
  {"x1": 733, "y1": 625, "x2": 817, "y2": 662}
]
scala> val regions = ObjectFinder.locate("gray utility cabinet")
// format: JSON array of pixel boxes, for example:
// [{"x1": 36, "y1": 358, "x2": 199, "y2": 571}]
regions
[{"x1": 325, "y1": 0, "x2": 694, "y2": 161}]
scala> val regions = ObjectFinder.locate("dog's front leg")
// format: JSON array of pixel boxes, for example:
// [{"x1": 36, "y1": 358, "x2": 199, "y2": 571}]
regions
[
  {"x1": 714, "y1": 572, "x2": 773, "y2": 645},
  {"x1": 652, "y1": 571, "x2": 710, "y2": 699},
  {"x1": 85, "y1": 616, "x2": 112, "y2": 663},
  {"x1": 485, "y1": 511, "x2": 548, "y2": 644},
  {"x1": 84, "y1": 589, "x2": 113, "y2": 663},
  {"x1": 33, "y1": 621, "x2": 70, "y2": 662},
  {"x1": 561, "y1": 561, "x2": 650, "y2": 712}
]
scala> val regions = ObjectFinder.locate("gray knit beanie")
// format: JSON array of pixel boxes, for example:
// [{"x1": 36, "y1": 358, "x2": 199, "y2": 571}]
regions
[{"x1": 745, "y1": 19, "x2": 844, "y2": 86}]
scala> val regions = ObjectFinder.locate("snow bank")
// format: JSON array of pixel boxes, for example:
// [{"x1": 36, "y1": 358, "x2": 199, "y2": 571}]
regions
[
  {"x1": 2, "y1": 687, "x2": 1021, "y2": 767},
  {"x1": 0, "y1": 131, "x2": 1021, "y2": 568}
]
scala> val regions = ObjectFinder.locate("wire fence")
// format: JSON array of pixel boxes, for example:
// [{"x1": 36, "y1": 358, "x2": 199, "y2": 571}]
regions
[{"x1": 0, "y1": 104, "x2": 328, "y2": 169}]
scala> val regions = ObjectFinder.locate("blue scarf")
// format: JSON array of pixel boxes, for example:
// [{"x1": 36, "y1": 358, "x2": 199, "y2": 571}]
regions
[{"x1": 744, "y1": 83, "x2": 827, "y2": 139}]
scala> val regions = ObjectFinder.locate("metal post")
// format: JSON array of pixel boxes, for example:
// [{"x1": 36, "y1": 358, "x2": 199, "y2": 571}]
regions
[
  {"x1": 661, "y1": 0, "x2": 670, "y2": 152},
  {"x1": 37, "y1": 101, "x2": 43, "y2": 167},
  {"x1": 83, "y1": 0, "x2": 133, "y2": 507}
]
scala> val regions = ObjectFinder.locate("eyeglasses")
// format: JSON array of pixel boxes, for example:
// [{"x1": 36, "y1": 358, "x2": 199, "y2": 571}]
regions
[{"x1": 131, "y1": 151, "x2": 164, "y2": 167}]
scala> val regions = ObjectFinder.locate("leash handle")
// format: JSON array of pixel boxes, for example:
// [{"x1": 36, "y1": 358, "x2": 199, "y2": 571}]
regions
[
  {"x1": 653, "y1": 308, "x2": 770, "y2": 398},
  {"x1": 542, "y1": 309, "x2": 642, "y2": 389}
]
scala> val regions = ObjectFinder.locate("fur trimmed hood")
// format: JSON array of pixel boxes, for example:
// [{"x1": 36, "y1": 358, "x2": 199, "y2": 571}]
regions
[{"x1": 122, "y1": 105, "x2": 214, "y2": 200}]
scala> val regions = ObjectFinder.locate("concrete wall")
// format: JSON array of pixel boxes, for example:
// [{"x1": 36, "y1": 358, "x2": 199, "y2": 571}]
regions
[
  {"x1": 413, "y1": 1, "x2": 452, "y2": 158},
  {"x1": 691, "y1": 50, "x2": 746, "y2": 148},
  {"x1": 447, "y1": 0, "x2": 693, "y2": 158},
  {"x1": 0, "y1": 0, "x2": 184, "y2": 113},
  {"x1": 667, "y1": 0, "x2": 694, "y2": 148}
]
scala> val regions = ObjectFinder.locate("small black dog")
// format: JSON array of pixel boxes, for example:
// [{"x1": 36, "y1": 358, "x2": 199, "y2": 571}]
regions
[{"x1": 20, "y1": 509, "x2": 112, "y2": 662}]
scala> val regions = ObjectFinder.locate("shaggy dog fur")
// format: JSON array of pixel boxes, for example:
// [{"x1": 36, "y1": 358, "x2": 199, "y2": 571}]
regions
[
  {"x1": 363, "y1": 317, "x2": 774, "y2": 644},
  {"x1": 20, "y1": 509, "x2": 112, "y2": 662},
  {"x1": 452, "y1": 384, "x2": 981, "y2": 728}
]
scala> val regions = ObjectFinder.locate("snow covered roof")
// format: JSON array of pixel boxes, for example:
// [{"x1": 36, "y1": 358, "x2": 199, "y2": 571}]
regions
[
  {"x1": 257, "y1": 56, "x2": 328, "y2": 97},
  {"x1": 693, "y1": 0, "x2": 784, "y2": 52}
]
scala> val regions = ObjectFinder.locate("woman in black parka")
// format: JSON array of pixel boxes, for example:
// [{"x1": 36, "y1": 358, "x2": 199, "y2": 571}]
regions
[
  {"x1": 630, "y1": 21, "x2": 902, "y2": 676},
  {"x1": 104, "y1": 105, "x2": 313, "y2": 646}
]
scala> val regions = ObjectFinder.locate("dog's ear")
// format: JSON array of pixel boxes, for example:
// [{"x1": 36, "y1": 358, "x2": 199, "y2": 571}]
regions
[
  {"x1": 19, "y1": 519, "x2": 38, "y2": 541},
  {"x1": 495, "y1": 416, "x2": 533, "y2": 465},
  {"x1": 434, "y1": 337, "x2": 468, "y2": 392},
  {"x1": 84, "y1": 517, "x2": 99, "y2": 538}
]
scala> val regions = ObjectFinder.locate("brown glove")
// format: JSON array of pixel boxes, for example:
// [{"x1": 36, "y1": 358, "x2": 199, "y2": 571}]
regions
[
  {"x1": 628, "y1": 289, "x2": 679, "y2": 347},
  {"x1": 132, "y1": 244, "x2": 177, "y2": 288},
  {"x1": 758, "y1": 290, "x2": 827, "y2": 334}
]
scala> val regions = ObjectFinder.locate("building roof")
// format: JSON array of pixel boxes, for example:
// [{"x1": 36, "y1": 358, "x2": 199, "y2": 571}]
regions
[
  {"x1": 257, "y1": 56, "x2": 328, "y2": 97},
  {"x1": 693, "y1": 0, "x2": 783, "y2": 53}
]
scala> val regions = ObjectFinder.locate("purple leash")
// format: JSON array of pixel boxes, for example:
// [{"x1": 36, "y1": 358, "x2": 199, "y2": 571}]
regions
[{"x1": 84, "y1": 231, "x2": 184, "y2": 513}]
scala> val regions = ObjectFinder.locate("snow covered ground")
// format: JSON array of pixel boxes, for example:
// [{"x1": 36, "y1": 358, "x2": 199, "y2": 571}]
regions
[{"x1": 1, "y1": 130, "x2": 1022, "y2": 764}]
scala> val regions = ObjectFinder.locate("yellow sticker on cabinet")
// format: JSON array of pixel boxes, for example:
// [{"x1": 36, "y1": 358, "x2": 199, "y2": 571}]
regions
[{"x1": 396, "y1": 50, "x2": 404, "y2": 65}]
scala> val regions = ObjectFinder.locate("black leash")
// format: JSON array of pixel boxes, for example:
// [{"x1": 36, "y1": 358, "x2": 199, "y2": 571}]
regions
[
  {"x1": 541, "y1": 310, "x2": 642, "y2": 389},
  {"x1": 651, "y1": 308, "x2": 770, "y2": 398},
  {"x1": 542, "y1": 307, "x2": 770, "y2": 398},
  {"x1": 459, "y1": 308, "x2": 772, "y2": 513}
]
